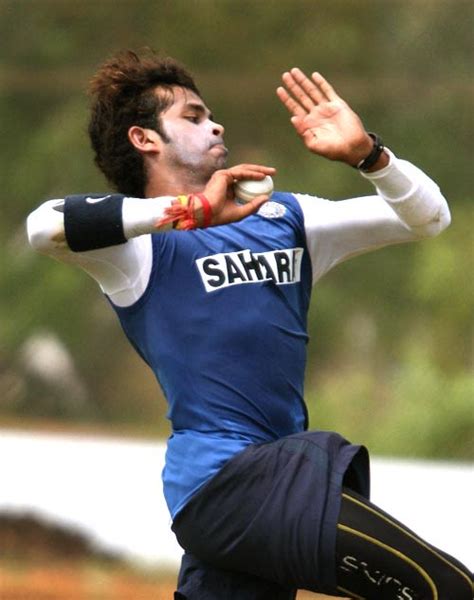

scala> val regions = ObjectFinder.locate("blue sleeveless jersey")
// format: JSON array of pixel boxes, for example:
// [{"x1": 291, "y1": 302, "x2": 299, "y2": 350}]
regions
[{"x1": 111, "y1": 193, "x2": 313, "y2": 517}]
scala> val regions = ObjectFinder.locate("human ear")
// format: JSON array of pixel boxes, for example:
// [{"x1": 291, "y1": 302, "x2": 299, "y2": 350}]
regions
[{"x1": 128, "y1": 126, "x2": 162, "y2": 154}]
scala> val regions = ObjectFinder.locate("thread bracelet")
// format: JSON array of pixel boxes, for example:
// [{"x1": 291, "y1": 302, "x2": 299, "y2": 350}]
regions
[{"x1": 156, "y1": 193, "x2": 212, "y2": 230}]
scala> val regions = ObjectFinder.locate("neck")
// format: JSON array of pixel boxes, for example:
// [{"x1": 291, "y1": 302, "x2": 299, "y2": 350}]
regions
[{"x1": 144, "y1": 164, "x2": 209, "y2": 198}]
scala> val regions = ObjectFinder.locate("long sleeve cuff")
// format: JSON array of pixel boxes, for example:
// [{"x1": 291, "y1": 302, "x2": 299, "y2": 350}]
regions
[
  {"x1": 122, "y1": 196, "x2": 175, "y2": 238},
  {"x1": 360, "y1": 149, "x2": 450, "y2": 231},
  {"x1": 360, "y1": 149, "x2": 417, "y2": 200}
]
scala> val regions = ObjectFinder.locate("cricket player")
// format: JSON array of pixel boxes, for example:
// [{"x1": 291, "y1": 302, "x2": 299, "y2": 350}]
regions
[{"x1": 27, "y1": 50, "x2": 473, "y2": 599}]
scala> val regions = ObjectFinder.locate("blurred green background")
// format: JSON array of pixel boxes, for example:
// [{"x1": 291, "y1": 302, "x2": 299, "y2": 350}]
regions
[{"x1": 1, "y1": 0, "x2": 473, "y2": 459}]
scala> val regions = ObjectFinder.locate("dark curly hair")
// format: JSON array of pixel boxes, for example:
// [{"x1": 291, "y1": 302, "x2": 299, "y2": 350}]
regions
[{"x1": 88, "y1": 49, "x2": 200, "y2": 197}]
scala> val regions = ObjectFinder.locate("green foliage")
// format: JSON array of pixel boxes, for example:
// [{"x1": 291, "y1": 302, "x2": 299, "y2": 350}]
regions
[
  {"x1": 1, "y1": 0, "x2": 472, "y2": 457},
  {"x1": 307, "y1": 344, "x2": 474, "y2": 460}
]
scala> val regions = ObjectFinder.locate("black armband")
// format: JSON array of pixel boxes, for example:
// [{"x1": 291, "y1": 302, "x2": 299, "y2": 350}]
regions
[{"x1": 64, "y1": 193, "x2": 127, "y2": 252}]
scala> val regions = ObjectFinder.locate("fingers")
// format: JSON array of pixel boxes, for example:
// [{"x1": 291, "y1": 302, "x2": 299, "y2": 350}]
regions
[
  {"x1": 224, "y1": 164, "x2": 276, "y2": 181},
  {"x1": 203, "y1": 164, "x2": 275, "y2": 225},
  {"x1": 281, "y1": 69, "x2": 322, "y2": 112},
  {"x1": 310, "y1": 71, "x2": 338, "y2": 101},
  {"x1": 210, "y1": 190, "x2": 269, "y2": 226},
  {"x1": 277, "y1": 67, "x2": 339, "y2": 114},
  {"x1": 205, "y1": 165, "x2": 274, "y2": 200},
  {"x1": 221, "y1": 194, "x2": 269, "y2": 225},
  {"x1": 300, "y1": 127, "x2": 319, "y2": 149},
  {"x1": 230, "y1": 164, "x2": 276, "y2": 175},
  {"x1": 205, "y1": 165, "x2": 275, "y2": 196},
  {"x1": 276, "y1": 84, "x2": 307, "y2": 117},
  {"x1": 234, "y1": 194, "x2": 269, "y2": 218},
  {"x1": 294, "y1": 68, "x2": 326, "y2": 104},
  {"x1": 290, "y1": 115, "x2": 306, "y2": 136}
]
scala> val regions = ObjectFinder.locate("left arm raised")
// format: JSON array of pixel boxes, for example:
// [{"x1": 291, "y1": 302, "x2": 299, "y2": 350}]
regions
[
  {"x1": 295, "y1": 149, "x2": 450, "y2": 284},
  {"x1": 277, "y1": 68, "x2": 450, "y2": 283}
]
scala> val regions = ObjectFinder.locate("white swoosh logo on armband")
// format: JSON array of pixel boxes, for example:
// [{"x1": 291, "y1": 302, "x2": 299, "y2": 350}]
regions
[{"x1": 85, "y1": 195, "x2": 111, "y2": 204}]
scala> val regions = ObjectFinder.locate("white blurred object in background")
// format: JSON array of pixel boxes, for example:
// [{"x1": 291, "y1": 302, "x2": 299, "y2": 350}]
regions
[{"x1": 0, "y1": 429, "x2": 472, "y2": 570}]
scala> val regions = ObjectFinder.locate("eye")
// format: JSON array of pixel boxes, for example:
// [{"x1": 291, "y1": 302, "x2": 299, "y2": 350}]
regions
[{"x1": 184, "y1": 115, "x2": 200, "y2": 124}]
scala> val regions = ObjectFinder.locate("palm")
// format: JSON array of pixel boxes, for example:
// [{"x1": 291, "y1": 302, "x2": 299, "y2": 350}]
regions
[
  {"x1": 277, "y1": 68, "x2": 371, "y2": 164},
  {"x1": 302, "y1": 101, "x2": 351, "y2": 153}
]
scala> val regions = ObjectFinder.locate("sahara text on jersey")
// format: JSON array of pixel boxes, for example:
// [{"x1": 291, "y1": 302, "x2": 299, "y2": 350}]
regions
[{"x1": 196, "y1": 247, "x2": 304, "y2": 292}]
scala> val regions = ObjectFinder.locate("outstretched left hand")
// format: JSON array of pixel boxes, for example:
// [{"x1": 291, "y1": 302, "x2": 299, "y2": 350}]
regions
[{"x1": 277, "y1": 68, "x2": 374, "y2": 167}]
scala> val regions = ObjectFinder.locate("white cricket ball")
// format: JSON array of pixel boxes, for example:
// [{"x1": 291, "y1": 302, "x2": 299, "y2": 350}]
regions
[{"x1": 234, "y1": 175, "x2": 274, "y2": 204}]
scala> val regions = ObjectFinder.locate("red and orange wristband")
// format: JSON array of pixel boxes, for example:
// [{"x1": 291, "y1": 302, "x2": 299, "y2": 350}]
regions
[{"x1": 157, "y1": 193, "x2": 213, "y2": 230}]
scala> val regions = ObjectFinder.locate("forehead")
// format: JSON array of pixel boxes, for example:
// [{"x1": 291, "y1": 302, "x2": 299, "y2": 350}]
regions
[{"x1": 158, "y1": 86, "x2": 209, "y2": 116}]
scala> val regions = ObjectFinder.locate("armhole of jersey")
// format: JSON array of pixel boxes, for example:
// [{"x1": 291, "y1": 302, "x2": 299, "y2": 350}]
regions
[
  {"x1": 107, "y1": 234, "x2": 158, "y2": 312},
  {"x1": 294, "y1": 192, "x2": 343, "y2": 285},
  {"x1": 270, "y1": 192, "x2": 307, "y2": 234},
  {"x1": 273, "y1": 192, "x2": 314, "y2": 284}
]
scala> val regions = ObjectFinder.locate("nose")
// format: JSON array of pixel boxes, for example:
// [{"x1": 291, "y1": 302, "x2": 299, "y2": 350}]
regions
[{"x1": 211, "y1": 120, "x2": 225, "y2": 137}]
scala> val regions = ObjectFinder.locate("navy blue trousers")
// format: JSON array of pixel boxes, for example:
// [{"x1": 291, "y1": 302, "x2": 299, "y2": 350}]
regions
[
  {"x1": 172, "y1": 431, "x2": 472, "y2": 598},
  {"x1": 173, "y1": 430, "x2": 369, "y2": 597}
]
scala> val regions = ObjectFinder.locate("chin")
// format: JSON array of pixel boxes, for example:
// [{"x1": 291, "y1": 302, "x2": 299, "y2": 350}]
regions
[
  {"x1": 216, "y1": 152, "x2": 228, "y2": 168},
  {"x1": 205, "y1": 158, "x2": 227, "y2": 177},
  {"x1": 198, "y1": 154, "x2": 228, "y2": 182}
]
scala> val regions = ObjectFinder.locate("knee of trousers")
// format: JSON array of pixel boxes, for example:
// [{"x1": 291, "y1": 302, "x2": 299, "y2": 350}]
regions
[{"x1": 437, "y1": 569, "x2": 473, "y2": 600}]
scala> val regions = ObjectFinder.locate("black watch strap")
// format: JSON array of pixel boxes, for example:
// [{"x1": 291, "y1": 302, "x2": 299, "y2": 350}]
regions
[{"x1": 354, "y1": 133, "x2": 385, "y2": 172}]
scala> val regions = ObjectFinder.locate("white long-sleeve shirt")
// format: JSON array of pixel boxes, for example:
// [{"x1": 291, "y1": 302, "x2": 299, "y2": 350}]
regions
[{"x1": 26, "y1": 150, "x2": 450, "y2": 307}]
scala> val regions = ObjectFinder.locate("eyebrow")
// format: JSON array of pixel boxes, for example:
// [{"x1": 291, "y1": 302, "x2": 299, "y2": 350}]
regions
[{"x1": 183, "y1": 102, "x2": 214, "y2": 121}]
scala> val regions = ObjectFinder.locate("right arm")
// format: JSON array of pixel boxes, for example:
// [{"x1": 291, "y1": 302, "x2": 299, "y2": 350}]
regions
[
  {"x1": 26, "y1": 196, "x2": 175, "y2": 307},
  {"x1": 26, "y1": 164, "x2": 275, "y2": 307}
]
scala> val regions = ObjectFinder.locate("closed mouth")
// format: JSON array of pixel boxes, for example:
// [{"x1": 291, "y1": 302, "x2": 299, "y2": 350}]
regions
[{"x1": 210, "y1": 142, "x2": 228, "y2": 154}]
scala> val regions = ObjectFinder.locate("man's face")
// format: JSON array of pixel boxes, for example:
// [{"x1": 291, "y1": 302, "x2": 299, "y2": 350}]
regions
[{"x1": 157, "y1": 86, "x2": 228, "y2": 182}]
